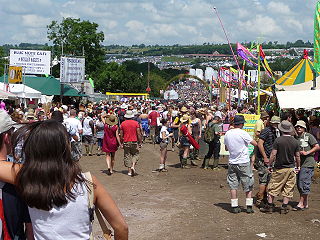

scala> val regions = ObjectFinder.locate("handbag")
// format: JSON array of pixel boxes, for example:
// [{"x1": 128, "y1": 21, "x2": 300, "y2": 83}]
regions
[{"x1": 84, "y1": 172, "x2": 113, "y2": 240}]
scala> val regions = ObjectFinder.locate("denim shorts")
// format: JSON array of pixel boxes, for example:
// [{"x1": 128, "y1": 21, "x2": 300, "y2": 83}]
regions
[
  {"x1": 297, "y1": 167, "x2": 314, "y2": 195},
  {"x1": 227, "y1": 162, "x2": 254, "y2": 192}
]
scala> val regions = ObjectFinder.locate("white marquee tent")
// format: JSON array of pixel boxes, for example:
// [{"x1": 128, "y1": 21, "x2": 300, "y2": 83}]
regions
[
  {"x1": 0, "y1": 83, "x2": 42, "y2": 99},
  {"x1": 276, "y1": 90, "x2": 320, "y2": 109}
]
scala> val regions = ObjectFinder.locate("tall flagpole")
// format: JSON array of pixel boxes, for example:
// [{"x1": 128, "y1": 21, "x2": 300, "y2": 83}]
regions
[
  {"x1": 213, "y1": 6, "x2": 243, "y2": 105},
  {"x1": 257, "y1": 44, "x2": 261, "y2": 115}
]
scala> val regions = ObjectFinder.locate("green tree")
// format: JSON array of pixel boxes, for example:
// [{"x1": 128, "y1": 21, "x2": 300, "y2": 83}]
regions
[
  {"x1": 47, "y1": 18, "x2": 105, "y2": 78},
  {"x1": 0, "y1": 47, "x2": 7, "y2": 76}
]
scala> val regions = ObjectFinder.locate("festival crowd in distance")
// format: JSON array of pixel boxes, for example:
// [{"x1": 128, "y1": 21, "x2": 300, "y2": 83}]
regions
[{"x1": 0, "y1": 83, "x2": 320, "y2": 238}]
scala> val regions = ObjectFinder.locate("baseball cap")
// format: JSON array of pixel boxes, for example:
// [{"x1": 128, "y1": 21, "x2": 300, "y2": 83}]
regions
[{"x1": 0, "y1": 110, "x2": 18, "y2": 134}]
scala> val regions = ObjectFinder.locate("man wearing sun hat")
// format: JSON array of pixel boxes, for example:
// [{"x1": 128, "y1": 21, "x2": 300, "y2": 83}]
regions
[
  {"x1": 261, "y1": 120, "x2": 301, "y2": 214},
  {"x1": 255, "y1": 116, "x2": 280, "y2": 208},
  {"x1": 293, "y1": 120, "x2": 319, "y2": 211},
  {"x1": 120, "y1": 110, "x2": 142, "y2": 177},
  {"x1": 224, "y1": 115, "x2": 258, "y2": 214}
]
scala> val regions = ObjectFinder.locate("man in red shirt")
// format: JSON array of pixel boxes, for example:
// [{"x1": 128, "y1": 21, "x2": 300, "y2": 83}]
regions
[
  {"x1": 120, "y1": 110, "x2": 142, "y2": 176},
  {"x1": 148, "y1": 106, "x2": 160, "y2": 144}
]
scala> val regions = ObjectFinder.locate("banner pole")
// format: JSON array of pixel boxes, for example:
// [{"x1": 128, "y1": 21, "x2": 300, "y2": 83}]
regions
[{"x1": 257, "y1": 44, "x2": 261, "y2": 115}]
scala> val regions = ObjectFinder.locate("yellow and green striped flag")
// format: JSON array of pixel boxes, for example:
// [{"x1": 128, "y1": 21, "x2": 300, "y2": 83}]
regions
[{"x1": 314, "y1": 1, "x2": 320, "y2": 72}]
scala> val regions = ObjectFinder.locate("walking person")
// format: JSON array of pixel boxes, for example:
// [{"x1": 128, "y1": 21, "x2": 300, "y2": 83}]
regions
[
  {"x1": 202, "y1": 116, "x2": 223, "y2": 170},
  {"x1": 293, "y1": 120, "x2": 319, "y2": 211},
  {"x1": 102, "y1": 114, "x2": 122, "y2": 175},
  {"x1": 148, "y1": 106, "x2": 160, "y2": 144},
  {"x1": 140, "y1": 109, "x2": 150, "y2": 142},
  {"x1": 178, "y1": 115, "x2": 192, "y2": 168},
  {"x1": 82, "y1": 112, "x2": 95, "y2": 156},
  {"x1": 95, "y1": 114, "x2": 105, "y2": 156},
  {"x1": 120, "y1": 110, "x2": 142, "y2": 177},
  {"x1": 224, "y1": 115, "x2": 257, "y2": 214},
  {"x1": 64, "y1": 109, "x2": 83, "y2": 160},
  {"x1": 190, "y1": 111, "x2": 202, "y2": 163},
  {"x1": 153, "y1": 119, "x2": 173, "y2": 172},
  {"x1": 260, "y1": 120, "x2": 301, "y2": 214}
]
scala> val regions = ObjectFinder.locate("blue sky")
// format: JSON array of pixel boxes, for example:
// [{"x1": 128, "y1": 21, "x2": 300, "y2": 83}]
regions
[{"x1": 0, "y1": 0, "x2": 317, "y2": 45}]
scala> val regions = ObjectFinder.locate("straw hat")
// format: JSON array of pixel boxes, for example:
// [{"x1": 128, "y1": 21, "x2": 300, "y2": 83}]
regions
[
  {"x1": 260, "y1": 112, "x2": 269, "y2": 119},
  {"x1": 105, "y1": 115, "x2": 118, "y2": 126},
  {"x1": 278, "y1": 120, "x2": 294, "y2": 133},
  {"x1": 295, "y1": 120, "x2": 307, "y2": 130},
  {"x1": 270, "y1": 116, "x2": 280, "y2": 124},
  {"x1": 180, "y1": 106, "x2": 188, "y2": 113},
  {"x1": 180, "y1": 114, "x2": 190, "y2": 123},
  {"x1": 26, "y1": 109, "x2": 36, "y2": 119},
  {"x1": 124, "y1": 110, "x2": 135, "y2": 119}
]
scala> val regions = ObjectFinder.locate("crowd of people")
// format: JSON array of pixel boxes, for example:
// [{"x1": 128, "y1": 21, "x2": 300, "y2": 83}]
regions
[{"x1": 0, "y1": 90, "x2": 320, "y2": 238}]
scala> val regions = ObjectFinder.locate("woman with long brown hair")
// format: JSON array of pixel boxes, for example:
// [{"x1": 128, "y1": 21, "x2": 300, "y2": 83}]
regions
[{"x1": 0, "y1": 120, "x2": 128, "y2": 239}]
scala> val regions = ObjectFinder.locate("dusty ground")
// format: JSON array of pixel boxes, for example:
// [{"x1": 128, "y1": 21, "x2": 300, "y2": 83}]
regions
[{"x1": 80, "y1": 140, "x2": 320, "y2": 240}]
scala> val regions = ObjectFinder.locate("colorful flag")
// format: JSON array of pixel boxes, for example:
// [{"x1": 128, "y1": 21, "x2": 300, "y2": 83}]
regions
[
  {"x1": 89, "y1": 77, "x2": 94, "y2": 88},
  {"x1": 237, "y1": 43, "x2": 257, "y2": 67},
  {"x1": 314, "y1": 1, "x2": 320, "y2": 72},
  {"x1": 259, "y1": 45, "x2": 274, "y2": 78}
]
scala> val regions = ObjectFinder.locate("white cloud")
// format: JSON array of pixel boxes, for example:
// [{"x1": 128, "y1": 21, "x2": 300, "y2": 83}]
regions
[
  {"x1": 0, "y1": 0, "x2": 316, "y2": 45},
  {"x1": 267, "y1": 1, "x2": 292, "y2": 15}
]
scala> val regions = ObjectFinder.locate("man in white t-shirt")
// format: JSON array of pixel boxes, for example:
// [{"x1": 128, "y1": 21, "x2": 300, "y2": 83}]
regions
[
  {"x1": 82, "y1": 112, "x2": 95, "y2": 156},
  {"x1": 224, "y1": 115, "x2": 257, "y2": 214},
  {"x1": 64, "y1": 109, "x2": 83, "y2": 141}
]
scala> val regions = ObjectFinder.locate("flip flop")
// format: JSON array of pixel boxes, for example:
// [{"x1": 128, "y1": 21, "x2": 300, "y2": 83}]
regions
[{"x1": 292, "y1": 206, "x2": 304, "y2": 211}]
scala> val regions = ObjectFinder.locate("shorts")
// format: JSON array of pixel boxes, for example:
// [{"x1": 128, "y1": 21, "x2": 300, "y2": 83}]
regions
[
  {"x1": 97, "y1": 138, "x2": 103, "y2": 148},
  {"x1": 160, "y1": 141, "x2": 168, "y2": 150},
  {"x1": 254, "y1": 157, "x2": 270, "y2": 185},
  {"x1": 227, "y1": 162, "x2": 254, "y2": 192},
  {"x1": 150, "y1": 125, "x2": 157, "y2": 136},
  {"x1": 179, "y1": 135, "x2": 190, "y2": 147},
  {"x1": 297, "y1": 167, "x2": 314, "y2": 195},
  {"x1": 82, "y1": 135, "x2": 94, "y2": 144},
  {"x1": 267, "y1": 168, "x2": 296, "y2": 198},
  {"x1": 123, "y1": 142, "x2": 139, "y2": 168}
]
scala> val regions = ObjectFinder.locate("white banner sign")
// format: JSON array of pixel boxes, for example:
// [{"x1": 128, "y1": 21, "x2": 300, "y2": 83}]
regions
[
  {"x1": 60, "y1": 57, "x2": 85, "y2": 83},
  {"x1": 9, "y1": 49, "x2": 51, "y2": 75},
  {"x1": 248, "y1": 70, "x2": 258, "y2": 83}
]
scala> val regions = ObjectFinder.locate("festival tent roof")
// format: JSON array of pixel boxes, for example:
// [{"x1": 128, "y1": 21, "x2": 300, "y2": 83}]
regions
[
  {"x1": 276, "y1": 90, "x2": 320, "y2": 109},
  {"x1": 0, "y1": 89, "x2": 17, "y2": 99},
  {"x1": 0, "y1": 83, "x2": 41, "y2": 99},
  {"x1": 276, "y1": 56, "x2": 317, "y2": 86},
  {"x1": 275, "y1": 76, "x2": 320, "y2": 91},
  {"x1": 0, "y1": 76, "x2": 83, "y2": 97}
]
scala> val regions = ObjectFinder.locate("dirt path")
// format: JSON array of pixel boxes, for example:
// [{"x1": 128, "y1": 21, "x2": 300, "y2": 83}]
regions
[{"x1": 80, "y1": 142, "x2": 320, "y2": 240}]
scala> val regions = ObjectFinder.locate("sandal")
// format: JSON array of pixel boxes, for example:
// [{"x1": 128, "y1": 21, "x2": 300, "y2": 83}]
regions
[{"x1": 292, "y1": 206, "x2": 304, "y2": 211}]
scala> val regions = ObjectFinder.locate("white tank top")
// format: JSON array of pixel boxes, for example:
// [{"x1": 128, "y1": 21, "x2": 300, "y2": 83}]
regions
[{"x1": 28, "y1": 182, "x2": 92, "y2": 240}]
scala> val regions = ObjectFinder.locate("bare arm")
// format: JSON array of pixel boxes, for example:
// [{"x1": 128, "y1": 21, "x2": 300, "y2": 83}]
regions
[
  {"x1": 136, "y1": 127, "x2": 142, "y2": 145},
  {"x1": 25, "y1": 223, "x2": 34, "y2": 240},
  {"x1": 120, "y1": 129, "x2": 124, "y2": 144},
  {"x1": 295, "y1": 151, "x2": 301, "y2": 169},
  {"x1": 0, "y1": 161, "x2": 21, "y2": 185},
  {"x1": 115, "y1": 128, "x2": 122, "y2": 147},
  {"x1": 257, "y1": 139, "x2": 268, "y2": 163},
  {"x1": 268, "y1": 149, "x2": 277, "y2": 167},
  {"x1": 250, "y1": 139, "x2": 258, "y2": 147},
  {"x1": 93, "y1": 175, "x2": 128, "y2": 240}
]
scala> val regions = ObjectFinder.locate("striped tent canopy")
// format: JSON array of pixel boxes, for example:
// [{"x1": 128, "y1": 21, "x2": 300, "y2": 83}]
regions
[{"x1": 276, "y1": 54, "x2": 318, "y2": 86}]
